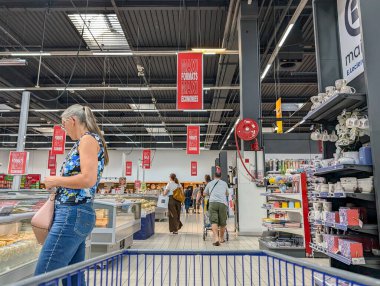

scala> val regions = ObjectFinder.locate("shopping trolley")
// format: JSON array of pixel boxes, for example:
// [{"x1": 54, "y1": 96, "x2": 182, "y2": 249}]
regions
[
  {"x1": 10, "y1": 249, "x2": 380, "y2": 286},
  {"x1": 202, "y1": 198, "x2": 229, "y2": 242}
]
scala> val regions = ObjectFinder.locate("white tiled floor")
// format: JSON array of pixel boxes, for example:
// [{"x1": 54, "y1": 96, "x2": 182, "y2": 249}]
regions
[{"x1": 89, "y1": 212, "x2": 331, "y2": 286}]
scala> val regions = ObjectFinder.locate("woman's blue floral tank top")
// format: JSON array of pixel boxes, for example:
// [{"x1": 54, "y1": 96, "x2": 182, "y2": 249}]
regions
[{"x1": 55, "y1": 132, "x2": 105, "y2": 204}]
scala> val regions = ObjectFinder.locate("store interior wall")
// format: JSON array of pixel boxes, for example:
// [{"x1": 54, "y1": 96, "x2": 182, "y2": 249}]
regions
[{"x1": 0, "y1": 150, "x2": 236, "y2": 182}]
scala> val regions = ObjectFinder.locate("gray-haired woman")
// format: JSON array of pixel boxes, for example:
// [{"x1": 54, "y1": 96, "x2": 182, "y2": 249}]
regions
[{"x1": 34, "y1": 104, "x2": 109, "y2": 285}]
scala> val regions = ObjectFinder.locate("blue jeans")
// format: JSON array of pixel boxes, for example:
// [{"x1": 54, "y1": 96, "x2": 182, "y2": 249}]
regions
[{"x1": 34, "y1": 202, "x2": 95, "y2": 286}]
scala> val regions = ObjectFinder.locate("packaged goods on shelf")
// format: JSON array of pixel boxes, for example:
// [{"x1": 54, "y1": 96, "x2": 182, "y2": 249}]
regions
[
  {"x1": 339, "y1": 207, "x2": 367, "y2": 225},
  {"x1": 338, "y1": 239, "x2": 364, "y2": 259}
]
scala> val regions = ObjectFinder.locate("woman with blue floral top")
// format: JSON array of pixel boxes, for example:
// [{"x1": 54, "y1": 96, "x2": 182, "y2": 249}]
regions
[{"x1": 34, "y1": 104, "x2": 109, "y2": 285}]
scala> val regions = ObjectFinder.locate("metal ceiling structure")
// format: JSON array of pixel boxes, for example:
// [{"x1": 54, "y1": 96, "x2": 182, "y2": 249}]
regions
[{"x1": 0, "y1": 0, "x2": 316, "y2": 150}]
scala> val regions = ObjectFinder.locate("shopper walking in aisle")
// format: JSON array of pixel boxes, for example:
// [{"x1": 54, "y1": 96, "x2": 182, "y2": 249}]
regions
[
  {"x1": 184, "y1": 187, "x2": 192, "y2": 213},
  {"x1": 163, "y1": 173, "x2": 183, "y2": 234},
  {"x1": 34, "y1": 104, "x2": 109, "y2": 286},
  {"x1": 204, "y1": 172, "x2": 229, "y2": 246},
  {"x1": 192, "y1": 184, "x2": 200, "y2": 214}
]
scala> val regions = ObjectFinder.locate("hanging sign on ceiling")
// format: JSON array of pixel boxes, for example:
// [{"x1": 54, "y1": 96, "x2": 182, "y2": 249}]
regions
[
  {"x1": 47, "y1": 150, "x2": 57, "y2": 170},
  {"x1": 51, "y1": 125, "x2": 66, "y2": 155},
  {"x1": 125, "y1": 161, "x2": 133, "y2": 176},
  {"x1": 177, "y1": 52, "x2": 203, "y2": 110},
  {"x1": 187, "y1": 125, "x2": 200, "y2": 155},
  {"x1": 276, "y1": 98, "x2": 283, "y2": 134},
  {"x1": 191, "y1": 161, "x2": 197, "y2": 176},
  {"x1": 50, "y1": 168, "x2": 56, "y2": 176},
  {"x1": 337, "y1": 0, "x2": 364, "y2": 83},
  {"x1": 142, "y1": 149, "x2": 151, "y2": 169},
  {"x1": 134, "y1": 180, "x2": 141, "y2": 190},
  {"x1": 7, "y1": 151, "x2": 29, "y2": 175}
]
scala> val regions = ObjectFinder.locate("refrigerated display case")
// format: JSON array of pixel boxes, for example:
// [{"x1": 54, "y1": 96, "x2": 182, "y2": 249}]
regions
[{"x1": 91, "y1": 199, "x2": 141, "y2": 258}]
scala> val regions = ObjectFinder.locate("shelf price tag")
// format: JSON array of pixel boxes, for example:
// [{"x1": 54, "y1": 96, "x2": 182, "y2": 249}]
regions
[
  {"x1": 352, "y1": 258, "x2": 366, "y2": 265},
  {"x1": 51, "y1": 125, "x2": 66, "y2": 155},
  {"x1": 7, "y1": 151, "x2": 29, "y2": 175}
]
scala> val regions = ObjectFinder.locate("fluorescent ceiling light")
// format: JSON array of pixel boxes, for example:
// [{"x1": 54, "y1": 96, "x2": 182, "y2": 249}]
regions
[
  {"x1": 183, "y1": 110, "x2": 208, "y2": 112},
  {"x1": 92, "y1": 109, "x2": 109, "y2": 112},
  {"x1": 10, "y1": 52, "x2": 51, "y2": 56},
  {"x1": 33, "y1": 127, "x2": 54, "y2": 134},
  {"x1": 34, "y1": 109, "x2": 60, "y2": 112},
  {"x1": 261, "y1": 64, "x2": 271, "y2": 80},
  {"x1": 286, "y1": 127, "x2": 295, "y2": 133},
  {"x1": 144, "y1": 124, "x2": 164, "y2": 127},
  {"x1": 191, "y1": 48, "x2": 226, "y2": 54},
  {"x1": 92, "y1": 52, "x2": 133, "y2": 56},
  {"x1": 299, "y1": 119, "x2": 306, "y2": 125},
  {"x1": 0, "y1": 58, "x2": 27, "y2": 66},
  {"x1": 0, "y1": 110, "x2": 11, "y2": 112},
  {"x1": 203, "y1": 87, "x2": 211, "y2": 91},
  {"x1": 102, "y1": 123, "x2": 123, "y2": 126},
  {"x1": 118, "y1": 87, "x2": 149, "y2": 91},
  {"x1": 204, "y1": 52, "x2": 216, "y2": 55},
  {"x1": 68, "y1": 14, "x2": 130, "y2": 50},
  {"x1": 133, "y1": 109, "x2": 158, "y2": 113},
  {"x1": 0, "y1": 88, "x2": 25, "y2": 91},
  {"x1": 156, "y1": 142, "x2": 171, "y2": 144},
  {"x1": 186, "y1": 124, "x2": 206, "y2": 126},
  {"x1": 278, "y1": 24, "x2": 295, "y2": 48},
  {"x1": 56, "y1": 88, "x2": 87, "y2": 91}
]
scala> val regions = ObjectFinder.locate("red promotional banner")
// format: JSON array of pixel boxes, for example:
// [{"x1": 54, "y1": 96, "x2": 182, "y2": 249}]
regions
[
  {"x1": 125, "y1": 161, "x2": 132, "y2": 176},
  {"x1": 186, "y1": 125, "x2": 200, "y2": 155},
  {"x1": 51, "y1": 125, "x2": 66, "y2": 155},
  {"x1": 177, "y1": 52, "x2": 203, "y2": 110},
  {"x1": 7, "y1": 151, "x2": 29, "y2": 175},
  {"x1": 142, "y1": 149, "x2": 151, "y2": 169},
  {"x1": 216, "y1": 166, "x2": 221, "y2": 174},
  {"x1": 50, "y1": 168, "x2": 56, "y2": 176},
  {"x1": 191, "y1": 161, "x2": 197, "y2": 176},
  {"x1": 134, "y1": 180, "x2": 141, "y2": 189},
  {"x1": 48, "y1": 150, "x2": 57, "y2": 170}
]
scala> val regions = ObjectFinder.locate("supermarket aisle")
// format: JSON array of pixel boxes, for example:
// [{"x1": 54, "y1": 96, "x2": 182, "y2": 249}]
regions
[{"x1": 132, "y1": 212, "x2": 257, "y2": 250}]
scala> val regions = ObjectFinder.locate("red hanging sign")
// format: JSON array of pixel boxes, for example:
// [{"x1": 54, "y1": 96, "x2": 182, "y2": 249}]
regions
[
  {"x1": 125, "y1": 161, "x2": 133, "y2": 176},
  {"x1": 191, "y1": 161, "x2": 197, "y2": 176},
  {"x1": 177, "y1": 52, "x2": 203, "y2": 110},
  {"x1": 134, "y1": 180, "x2": 141, "y2": 189},
  {"x1": 50, "y1": 168, "x2": 56, "y2": 176},
  {"x1": 7, "y1": 151, "x2": 29, "y2": 175},
  {"x1": 142, "y1": 149, "x2": 151, "y2": 169},
  {"x1": 47, "y1": 150, "x2": 57, "y2": 170},
  {"x1": 216, "y1": 166, "x2": 221, "y2": 174},
  {"x1": 51, "y1": 125, "x2": 66, "y2": 155},
  {"x1": 187, "y1": 125, "x2": 200, "y2": 155}
]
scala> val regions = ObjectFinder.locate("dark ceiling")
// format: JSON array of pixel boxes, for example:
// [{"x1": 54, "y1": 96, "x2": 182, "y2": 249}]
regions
[{"x1": 0, "y1": 0, "x2": 316, "y2": 150}]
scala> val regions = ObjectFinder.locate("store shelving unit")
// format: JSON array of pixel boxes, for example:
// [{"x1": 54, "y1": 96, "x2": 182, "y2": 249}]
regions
[
  {"x1": 259, "y1": 173, "x2": 312, "y2": 257},
  {"x1": 313, "y1": 165, "x2": 373, "y2": 179},
  {"x1": 303, "y1": 92, "x2": 366, "y2": 123},
  {"x1": 310, "y1": 243, "x2": 366, "y2": 265}
]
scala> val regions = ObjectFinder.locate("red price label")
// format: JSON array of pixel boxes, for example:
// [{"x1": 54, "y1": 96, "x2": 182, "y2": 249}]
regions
[
  {"x1": 7, "y1": 151, "x2": 29, "y2": 175},
  {"x1": 177, "y1": 52, "x2": 203, "y2": 110},
  {"x1": 187, "y1": 125, "x2": 200, "y2": 155}
]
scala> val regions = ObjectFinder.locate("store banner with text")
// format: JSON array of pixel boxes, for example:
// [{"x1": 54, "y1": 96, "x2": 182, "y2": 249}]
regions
[
  {"x1": 51, "y1": 125, "x2": 66, "y2": 155},
  {"x1": 142, "y1": 149, "x2": 151, "y2": 169},
  {"x1": 8, "y1": 151, "x2": 29, "y2": 175},
  {"x1": 337, "y1": 0, "x2": 364, "y2": 83},
  {"x1": 276, "y1": 98, "x2": 283, "y2": 133},
  {"x1": 191, "y1": 161, "x2": 197, "y2": 176},
  {"x1": 187, "y1": 125, "x2": 200, "y2": 155},
  {"x1": 48, "y1": 150, "x2": 57, "y2": 170},
  {"x1": 177, "y1": 52, "x2": 203, "y2": 110},
  {"x1": 50, "y1": 168, "x2": 56, "y2": 176},
  {"x1": 125, "y1": 161, "x2": 133, "y2": 176}
]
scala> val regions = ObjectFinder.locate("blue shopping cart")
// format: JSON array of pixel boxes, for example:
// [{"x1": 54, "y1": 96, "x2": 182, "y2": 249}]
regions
[{"x1": 10, "y1": 249, "x2": 380, "y2": 286}]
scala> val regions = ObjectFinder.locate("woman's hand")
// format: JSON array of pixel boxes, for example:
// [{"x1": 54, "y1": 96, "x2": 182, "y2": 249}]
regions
[{"x1": 43, "y1": 176, "x2": 59, "y2": 190}]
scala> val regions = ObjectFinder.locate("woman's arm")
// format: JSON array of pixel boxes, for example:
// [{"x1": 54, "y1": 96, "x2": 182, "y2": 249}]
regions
[
  {"x1": 44, "y1": 135, "x2": 100, "y2": 189},
  {"x1": 163, "y1": 183, "x2": 170, "y2": 196}
]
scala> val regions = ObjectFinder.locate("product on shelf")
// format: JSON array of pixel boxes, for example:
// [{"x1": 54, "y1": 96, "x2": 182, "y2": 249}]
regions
[
  {"x1": 338, "y1": 239, "x2": 364, "y2": 259},
  {"x1": 339, "y1": 207, "x2": 367, "y2": 225}
]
